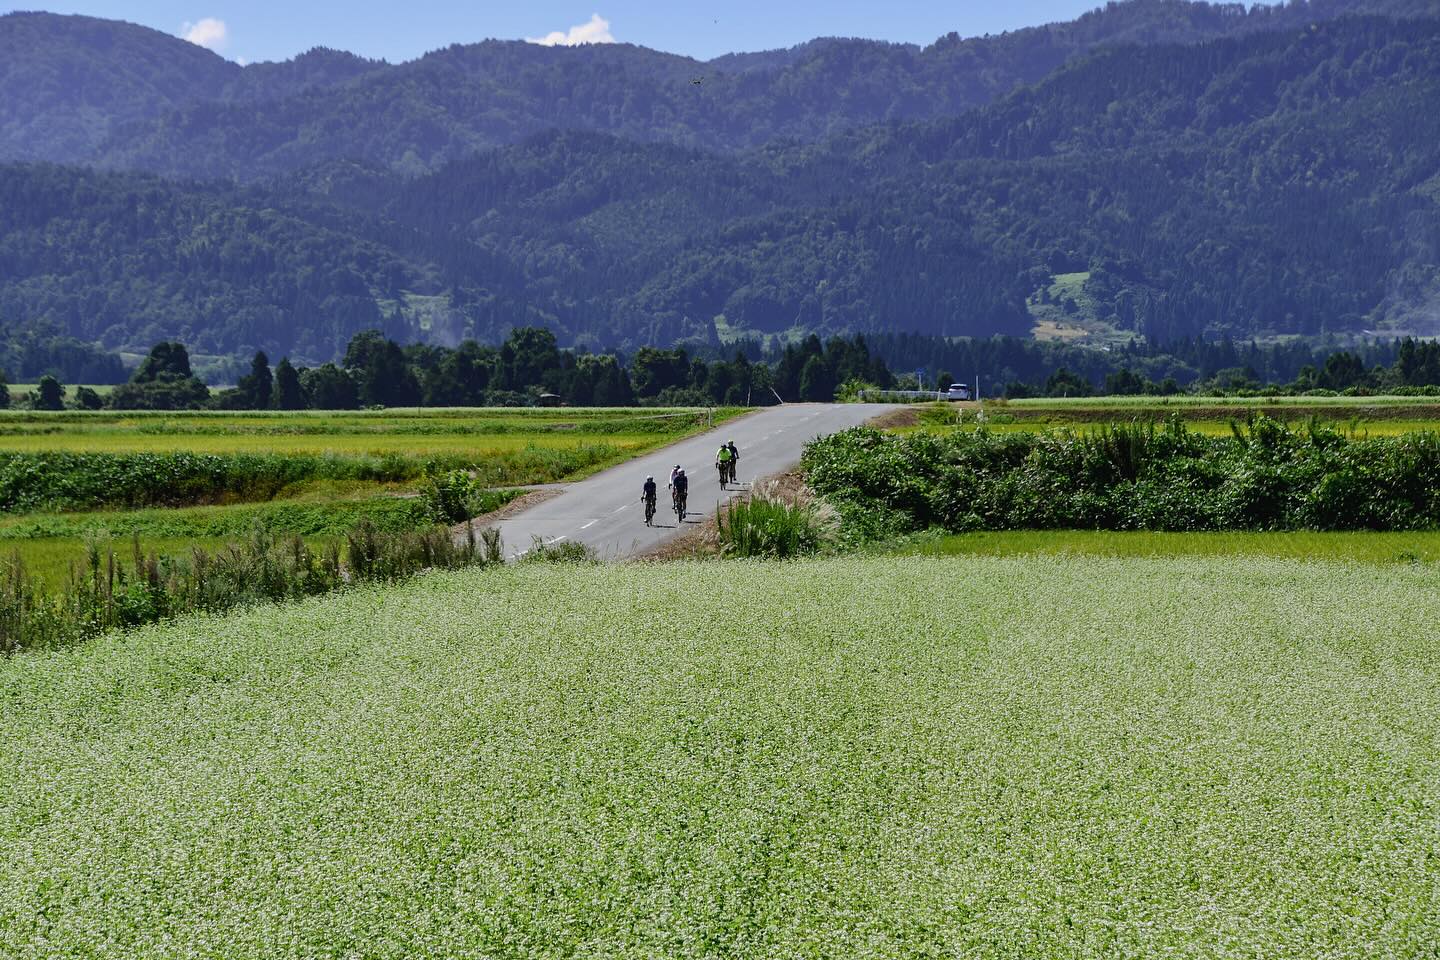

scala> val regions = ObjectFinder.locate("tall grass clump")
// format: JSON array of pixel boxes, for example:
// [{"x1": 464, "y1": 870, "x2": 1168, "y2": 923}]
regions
[
  {"x1": 519, "y1": 536, "x2": 596, "y2": 563},
  {"x1": 0, "y1": 521, "x2": 500, "y2": 655},
  {"x1": 803, "y1": 415, "x2": 1440, "y2": 538},
  {"x1": 716, "y1": 484, "x2": 835, "y2": 558}
]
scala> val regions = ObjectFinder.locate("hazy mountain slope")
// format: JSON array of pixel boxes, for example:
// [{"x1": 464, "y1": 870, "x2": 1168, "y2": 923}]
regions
[
  {"x1": 0, "y1": 13, "x2": 237, "y2": 162},
  {"x1": 0, "y1": 12, "x2": 386, "y2": 165},
  {"x1": 3, "y1": 0, "x2": 1433, "y2": 177}
]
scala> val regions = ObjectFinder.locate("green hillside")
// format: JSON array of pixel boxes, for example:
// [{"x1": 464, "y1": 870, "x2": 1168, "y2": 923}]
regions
[{"x1": 2, "y1": 14, "x2": 1437, "y2": 363}]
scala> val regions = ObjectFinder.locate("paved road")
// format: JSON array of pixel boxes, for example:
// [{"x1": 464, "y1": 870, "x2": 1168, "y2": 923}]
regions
[{"x1": 487, "y1": 403, "x2": 899, "y2": 560}]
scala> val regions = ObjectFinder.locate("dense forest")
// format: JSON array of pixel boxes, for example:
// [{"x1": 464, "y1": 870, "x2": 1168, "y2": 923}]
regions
[
  {"x1": 0, "y1": 2, "x2": 1437, "y2": 369},
  {"x1": 4, "y1": 0, "x2": 1432, "y2": 177}
]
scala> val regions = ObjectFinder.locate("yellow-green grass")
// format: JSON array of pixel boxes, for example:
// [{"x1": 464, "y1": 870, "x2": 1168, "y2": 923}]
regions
[
  {"x1": 2, "y1": 535, "x2": 324, "y2": 587},
  {"x1": 901, "y1": 418, "x2": 1440, "y2": 437},
  {"x1": 0, "y1": 428, "x2": 662, "y2": 457},
  {"x1": 890, "y1": 528, "x2": 1440, "y2": 563},
  {"x1": 0, "y1": 408, "x2": 745, "y2": 461},
  {"x1": 900, "y1": 400, "x2": 1440, "y2": 437},
  {"x1": 3, "y1": 556, "x2": 1439, "y2": 955},
  {"x1": 4, "y1": 383, "x2": 116, "y2": 396},
  {"x1": 1005, "y1": 394, "x2": 1440, "y2": 410}
]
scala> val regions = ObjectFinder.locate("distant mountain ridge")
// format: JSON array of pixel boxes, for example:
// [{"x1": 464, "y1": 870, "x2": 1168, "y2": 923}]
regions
[
  {"x1": 1, "y1": 0, "x2": 1434, "y2": 177},
  {"x1": 1, "y1": 11, "x2": 1435, "y2": 365}
]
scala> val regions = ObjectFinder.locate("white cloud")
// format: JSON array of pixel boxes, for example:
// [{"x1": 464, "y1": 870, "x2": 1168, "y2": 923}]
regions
[
  {"x1": 180, "y1": 17, "x2": 229, "y2": 52},
  {"x1": 527, "y1": 13, "x2": 614, "y2": 47}
]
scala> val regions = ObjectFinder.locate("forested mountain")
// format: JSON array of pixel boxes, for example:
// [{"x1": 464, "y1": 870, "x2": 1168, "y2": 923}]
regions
[
  {"x1": 0, "y1": 2, "x2": 1436, "y2": 370},
  {"x1": 0, "y1": 0, "x2": 1432, "y2": 177}
]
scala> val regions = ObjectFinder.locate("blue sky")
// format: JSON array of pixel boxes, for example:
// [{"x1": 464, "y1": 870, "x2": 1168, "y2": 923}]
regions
[{"x1": 6, "y1": 1, "x2": 1127, "y2": 64}]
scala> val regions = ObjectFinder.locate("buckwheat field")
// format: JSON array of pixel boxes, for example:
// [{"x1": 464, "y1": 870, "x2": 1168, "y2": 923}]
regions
[{"x1": 2, "y1": 556, "x2": 1437, "y2": 958}]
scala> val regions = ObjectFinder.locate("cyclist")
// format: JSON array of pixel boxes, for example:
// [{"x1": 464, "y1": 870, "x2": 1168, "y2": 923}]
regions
[
  {"x1": 672, "y1": 468, "x2": 689, "y2": 519},
  {"x1": 669, "y1": 463, "x2": 682, "y2": 490},
  {"x1": 726, "y1": 440, "x2": 740, "y2": 482},
  {"x1": 715, "y1": 443, "x2": 735, "y2": 487},
  {"x1": 640, "y1": 475, "x2": 658, "y2": 526}
]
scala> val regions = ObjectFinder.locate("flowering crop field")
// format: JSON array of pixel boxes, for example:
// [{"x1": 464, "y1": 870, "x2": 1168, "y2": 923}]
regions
[{"x1": 2, "y1": 556, "x2": 1438, "y2": 958}]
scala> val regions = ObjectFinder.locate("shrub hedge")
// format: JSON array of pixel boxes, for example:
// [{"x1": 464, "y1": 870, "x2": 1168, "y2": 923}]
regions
[{"x1": 803, "y1": 417, "x2": 1440, "y2": 538}]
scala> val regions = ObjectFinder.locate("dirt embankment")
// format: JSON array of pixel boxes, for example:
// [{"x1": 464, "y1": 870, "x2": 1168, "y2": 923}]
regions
[
  {"x1": 448, "y1": 486, "x2": 566, "y2": 540},
  {"x1": 865, "y1": 406, "x2": 921, "y2": 430}
]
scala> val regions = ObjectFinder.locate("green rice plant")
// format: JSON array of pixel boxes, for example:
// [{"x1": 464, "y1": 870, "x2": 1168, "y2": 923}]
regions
[
  {"x1": 0, "y1": 451, "x2": 432, "y2": 513},
  {"x1": 715, "y1": 484, "x2": 835, "y2": 558},
  {"x1": 0, "y1": 495, "x2": 451, "y2": 543}
]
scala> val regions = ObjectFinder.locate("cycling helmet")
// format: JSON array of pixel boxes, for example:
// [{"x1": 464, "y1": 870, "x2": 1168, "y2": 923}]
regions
[
  {"x1": 677, "y1": 468, "x2": 685, "y2": 476},
  {"x1": 645, "y1": 475, "x2": 653, "y2": 481}
]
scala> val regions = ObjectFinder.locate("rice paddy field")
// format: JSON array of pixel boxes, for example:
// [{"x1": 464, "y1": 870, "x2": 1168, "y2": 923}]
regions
[
  {"x1": 0, "y1": 408, "x2": 730, "y2": 458},
  {"x1": 0, "y1": 408, "x2": 735, "y2": 580},
  {"x1": 1, "y1": 555, "x2": 1436, "y2": 958},
  {"x1": 907, "y1": 396, "x2": 1440, "y2": 437}
]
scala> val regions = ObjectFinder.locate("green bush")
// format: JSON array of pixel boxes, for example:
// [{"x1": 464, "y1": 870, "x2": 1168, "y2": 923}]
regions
[
  {"x1": 716, "y1": 487, "x2": 834, "y2": 558},
  {"x1": 418, "y1": 469, "x2": 516, "y2": 525},
  {"x1": 803, "y1": 416, "x2": 1440, "y2": 537}
]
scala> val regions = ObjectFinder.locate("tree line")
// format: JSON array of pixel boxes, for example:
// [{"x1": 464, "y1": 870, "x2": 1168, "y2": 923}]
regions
[
  {"x1": 11, "y1": 325, "x2": 1440, "y2": 411},
  {"x1": 3, "y1": 329, "x2": 896, "y2": 411}
]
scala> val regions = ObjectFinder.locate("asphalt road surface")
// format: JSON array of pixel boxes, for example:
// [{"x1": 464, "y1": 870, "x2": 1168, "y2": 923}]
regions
[{"x1": 488, "y1": 403, "x2": 900, "y2": 560}]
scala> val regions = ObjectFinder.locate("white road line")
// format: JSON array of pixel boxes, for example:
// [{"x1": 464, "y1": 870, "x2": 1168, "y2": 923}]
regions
[{"x1": 579, "y1": 519, "x2": 599, "y2": 530}]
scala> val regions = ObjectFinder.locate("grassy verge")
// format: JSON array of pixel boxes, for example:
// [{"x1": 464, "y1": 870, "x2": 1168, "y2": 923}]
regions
[
  {"x1": 888, "y1": 528, "x2": 1440, "y2": 563},
  {"x1": 901, "y1": 401, "x2": 1440, "y2": 436},
  {"x1": 0, "y1": 489, "x2": 522, "y2": 587},
  {"x1": 2, "y1": 556, "x2": 1436, "y2": 955}
]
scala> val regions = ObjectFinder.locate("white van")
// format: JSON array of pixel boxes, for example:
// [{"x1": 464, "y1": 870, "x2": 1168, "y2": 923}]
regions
[{"x1": 944, "y1": 383, "x2": 973, "y2": 401}]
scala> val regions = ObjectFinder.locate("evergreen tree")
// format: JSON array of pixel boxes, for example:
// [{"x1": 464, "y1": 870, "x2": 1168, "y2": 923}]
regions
[
  {"x1": 798, "y1": 355, "x2": 835, "y2": 402},
  {"x1": 274, "y1": 357, "x2": 305, "y2": 410},
  {"x1": 343, "y1": 330, "x2": 419, "y2": 406},
  {"x1": 300, "y1": 363, "x2": 359, "y2": 409},
  {"x1": 133, "y1": 342, "x2": 193, "y2": 382},
  {"x1": 72, "y1": 386, "x2": 104, "y2": 410},
  {"x1": 35, "y1": 374, "x2": 64, "y2": 410},
  {"x1": 235, "y1": 351, "x2": 273, "y2": 409}
]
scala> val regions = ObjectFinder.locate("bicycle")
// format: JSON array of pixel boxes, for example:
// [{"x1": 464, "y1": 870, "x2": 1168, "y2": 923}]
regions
[
  {"x1": 642, "y1": 493, "x2": 656, "y2": 526},
  {"x1": 673, "y1": 489, "x2": 687, "y2": 521}
]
